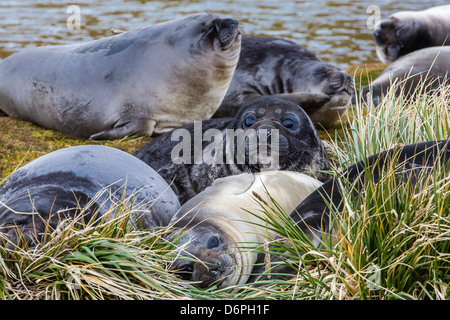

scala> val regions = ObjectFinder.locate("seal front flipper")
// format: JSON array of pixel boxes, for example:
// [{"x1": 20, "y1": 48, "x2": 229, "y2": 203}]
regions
[
  {"x1": 89, "y1": 119, "x2": 156, "y2": 140},
  {"x1": 272, "y1": 92, "x2": 330, "y2": 114}
]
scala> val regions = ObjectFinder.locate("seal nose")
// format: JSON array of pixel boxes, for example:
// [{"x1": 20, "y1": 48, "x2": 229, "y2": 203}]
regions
[
  {"x1": 219, "y1": 19, "x2": 238, "y2": 31},
  {"x1": 193, "y1": 258, "x2": 225, "y2": 287},
  {"x1": 208, "y1": 260, "x2": 223, "y2": 276},
  {"x1": 216, "y1": 18, "x2": 240, "y2": 49}
]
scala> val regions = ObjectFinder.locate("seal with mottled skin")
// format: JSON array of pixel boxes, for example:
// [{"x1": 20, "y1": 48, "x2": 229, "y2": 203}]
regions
[
  {"x1": 0, "y1": 145, "x2": 180, "y2": 247},
  {"x1": 134, "y1": 96, "x2": 331, "y2": 204},
  {"x1": 0, "y1": 13, "x2": 241, "y2": 140},
  {"x1": 356, "y1": 46, "x2": 450, "y2": 106},
  {"x1": 373, "y1": 5, "x2": 450, "y2": 63},
  {"x1": 250, "y1": 140, "x2": 450, "y2": 281},
  {"x1": 212, "y1": 36, "x2": 354, "y2": 129},
  {"x1": 167, "y1": 171, "x2": 323, "y2": 288}
]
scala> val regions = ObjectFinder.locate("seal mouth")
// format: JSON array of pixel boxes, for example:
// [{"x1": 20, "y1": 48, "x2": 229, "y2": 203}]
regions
[{"x1": 172, "y1": 253, "x2": 236, "y2": 288}]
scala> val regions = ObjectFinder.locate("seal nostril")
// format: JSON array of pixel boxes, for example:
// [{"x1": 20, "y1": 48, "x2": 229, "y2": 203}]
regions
[{"x1": 208, "y1": 260, "x2": 223, "y2": 275}]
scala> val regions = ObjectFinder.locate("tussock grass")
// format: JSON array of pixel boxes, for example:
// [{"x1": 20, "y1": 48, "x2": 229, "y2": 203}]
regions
[
  {"x1": 252, "y1": 79, "x2": 450, "y2": 300},
  {"x1": 333, "y1": 78, "x2": 450, "y2": 166},
  {"x1": 1, "y1": 78, "x2": 449, "y2": 300}
]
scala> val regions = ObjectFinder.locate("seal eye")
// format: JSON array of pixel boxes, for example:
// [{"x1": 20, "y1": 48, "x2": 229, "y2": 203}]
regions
[
  {"x1": 281, "y1": 116, "x2": 298, "y2": 130},
  {"x1": 243, "y1": 115, "x2": 257, "y2": 128},
  {"x1": 206, "y1": 236, "x2": 220, "y2": 249}
]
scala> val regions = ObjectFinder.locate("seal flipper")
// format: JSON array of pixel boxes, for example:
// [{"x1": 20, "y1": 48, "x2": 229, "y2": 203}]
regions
[
  {"x1": 271, "y1": 92, "x2": 330, "y2": 114},
  {"x1": 89, "y1": 119, "x2": 156, "y2": 140}
]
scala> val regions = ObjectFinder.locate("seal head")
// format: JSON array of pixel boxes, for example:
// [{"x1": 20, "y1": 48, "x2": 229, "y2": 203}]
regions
[
  {"x1": 373, "y1": 6, "x2": 450, "y2": 62},
  {"x1": 167, "y1": 171, "x2": 323, "y2": 288},
  {"x1": 230, "y1": 96, "x2": 331, "y2": 181}
]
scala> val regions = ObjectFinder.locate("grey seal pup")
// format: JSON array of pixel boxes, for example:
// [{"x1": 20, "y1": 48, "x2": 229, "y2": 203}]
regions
[
  {"x1": 212, "y1": 36, "x2": 354, "y2": 129},
  {"x1": 0, "y1": 13, "x2": 241, "y2": 140},
  {"x1": 374, "y1": 5, "x2": 450, "y2": 63},
  {"x1": 356, "y1": 46, "x2": 450, "y2": 106},
  {"x1": 250, "y1": 140, "x2": 450, "y2": 281},
  {"x1": 0, "y1": 145, "x2": 180, "y2": 247},
  {"x1": 167, "y1": 171, "x2": 323, "y2": 288},
  {"x1": 134, "y1": 96, "x2": 331, "y2": 204}
]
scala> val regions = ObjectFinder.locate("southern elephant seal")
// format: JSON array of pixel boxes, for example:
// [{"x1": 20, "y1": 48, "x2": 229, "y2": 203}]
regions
[
  {"x1": 250, "y1": 140, "x2": 450, "y2": 280},
  {"x1": 356, "y1": 46, "x2": 450, "y2": 106},
  {"x1": 373, "y1": 5, "x2": 450, "y2": 63},
  {"x1": 134, "y1": 96, "x2": 331, "y2": 204},
  {"x1": 0, "y1": 145, "x2": 180, "y2": 247},
  {"x1": 212, "y1": 36, "x2": 354, "y2": 129},
  {"x1": 0, "y1": 13, "x2": 241, "y2": 140},
  {"x1": 167, "y1": 171, "x2": 323, "y2": 288}
]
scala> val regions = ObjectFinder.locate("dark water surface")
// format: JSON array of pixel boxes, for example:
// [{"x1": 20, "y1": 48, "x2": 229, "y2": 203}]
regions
[{"x1": 0, "y1": 0, "x2": 448, "y2": 67}]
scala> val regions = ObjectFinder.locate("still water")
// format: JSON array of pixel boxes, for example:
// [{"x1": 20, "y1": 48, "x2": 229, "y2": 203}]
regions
[{"x1": 0, "y1": 0, "x2": 448, "y2": 67}]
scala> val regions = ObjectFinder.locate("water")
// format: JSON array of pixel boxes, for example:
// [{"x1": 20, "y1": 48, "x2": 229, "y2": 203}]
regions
[{"x1": 0, "y1": 0, "x2": 448, "y2": 67}]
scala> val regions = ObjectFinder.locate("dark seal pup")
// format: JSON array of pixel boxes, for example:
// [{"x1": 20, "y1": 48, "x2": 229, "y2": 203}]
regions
[
  {"x1": 0, "y1": 145, "x2": 180, "y2": 247},
  {"x1": 212, "y1": 35, "x2": 354, "y2": 129},
  {"x1": 250, "y1": 140, "x2": 450, "y2": 281},
  {"x1": 0, "y1": 13, "x2": 241, "y2": 140},
  {"x1": 374, "y1": 5, "x2": 450, "y2": 62},
  {"x1": 356, "y1": 46, "x2": 450, "y2": 106},
  {"x1": 134, "y1": 96, "x2": 331, "y2": 204}
]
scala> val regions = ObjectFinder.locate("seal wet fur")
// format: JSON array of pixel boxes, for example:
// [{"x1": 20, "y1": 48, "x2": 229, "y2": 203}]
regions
[
  {"x1": 212, "y1": 35, "x2": 354, "y2": 128},
  {"x1": 168, "y1": 171, "x2": 323, "y2": 288},
  {"x1": 0, "y1": 13, "x2": 241, "y2": 140},
  {"x1": 0, "y1": 145, "x2": 180, "y2": 247},
  {"x1": 134, "y1": 96, "x2": 331, "y2": 204}
]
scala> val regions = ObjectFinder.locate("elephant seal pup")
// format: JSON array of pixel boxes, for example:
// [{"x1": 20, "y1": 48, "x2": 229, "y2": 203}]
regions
[
  {"x1": 373, "y1": 5, "x2": 450, "y2": 63},
  {"x1": 356, "y1": 46, "x2": 450, "y2": 106},
  {"x1": 212, "y1": 35, "x2": 354, "y2": 129},
  {"x1": 250, "y1": 140, "x2": 450, "y2": 280},
  {"x1": 0, "y1": 13, "x2": 241, "y2": 140},
  {"x1": 134, "y1": 96, "x2": 331, "y2": 204},
  {"x1": 168, "y1": 171, "x2": 323, "y2": 288},
  {"x1": 0, "y1": 145, "x2": 180, "y2": 247}
]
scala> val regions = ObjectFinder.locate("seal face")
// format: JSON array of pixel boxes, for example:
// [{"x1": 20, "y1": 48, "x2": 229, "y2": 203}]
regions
[
  {"x1": 212, "y1": 35, "x2": 354, "y2": 129},
  {"x1": 373, "y1": 5, "x2": 450, "y2": 62},
  {"x1": 357, "y1": 46, "x2": 450, "y2": 106},
  {"x1": 0, "y1": 145, "x2": 180, "y2": 247},
  {"x1": 134, "y1": 96, "x2": 331, "y2": 204},
  {"x1": 0, "y1": 13, "x2": 241, "y2": 140},
  {"x1": 167, "y1": 171, "x2": 323, "y2": 288}
]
